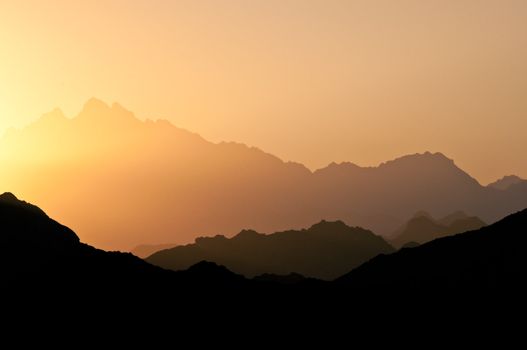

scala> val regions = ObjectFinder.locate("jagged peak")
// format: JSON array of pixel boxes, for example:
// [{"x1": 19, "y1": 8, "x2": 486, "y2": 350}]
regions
[
  {"x1": 309, "y1": 219, "x2": 350, "y2": 231},
  {"x1": 81, "y1": 97, "x2": 111, "y2": 114},
  {"x1": 379, "y1": 151, "x2": 455, "y2": 168},
  {"x1": 234, "y1": 229, "x2": 262, "y2": 239},
  {"x1": 0, "y1": 192, "x2": 19, "y2": 203},
  {"x1": 74, "y1": 98, "x2": 139, "y2": 127},
  {"x1": 0, "y1": 192, "x2": 48, "y2": 217}
]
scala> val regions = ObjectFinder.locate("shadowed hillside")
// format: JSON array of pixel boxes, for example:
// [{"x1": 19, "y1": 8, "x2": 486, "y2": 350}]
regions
[
  {"x1": 391, "y1": 211, "x2": 486, "y2": 248},
  {"x1": 1, "y1": 99, "x2": 526, "y2": 250},
  {"x1": 0, "y1": 192, "x2": 248, "y2": 292},
  {"x1": 146, "y1": 220, "x2": 394, "y2": 280},
  {"x1": 3, "y1": 191, "x2": 527, "y2": 321},
  {"x1": 337, "y1": 208, "x2": 527, "y2": 293},
  {"x1": 132, "y1": 243, "x2": 179, "y2": 259}
]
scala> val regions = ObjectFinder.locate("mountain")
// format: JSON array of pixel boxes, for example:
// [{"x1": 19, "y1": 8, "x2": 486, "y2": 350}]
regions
[
  {"x1": 438, "y1": 210, "x2": 472, "y2": 226},
  {"x1": 0, "y1": 192, "x2": 248, "y2": 293},
  {"x1": 337, "y1": 208, "x2": 527, "y2": 293},
  {"x1": 390, "y1": 211, "x2": 486, "y2": 248},
  {"x1": 488, "y1": 175, "x2": 526, "y2": 190},
  {"x1": 132, "y1": 243, "x2": 178, "y2": 258},
  {"x1": 1, "y1": 99, "x2": 526, "y2": 250},
  {"x1": 4, "y1": 190, "x2": 527, "y2": 323},
  {"x1": 146, "y1": 220, "x2": 394, "y2": 280}
]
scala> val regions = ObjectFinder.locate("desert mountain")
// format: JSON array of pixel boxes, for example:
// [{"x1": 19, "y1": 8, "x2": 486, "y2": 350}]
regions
[
  {"x1": 487, "y1": 175, "x2": 526, "y2": 190},
  {"x1": 337, "y1": 208, "x2": 527, "y2": 292},
  {"x1": 4, "y1": 191, "x2": 527, "y2": 319},
  {"x1": 0, "y1": 192, "x2": 246, "y2": 291},
  {"x1": 1, "y1": 99, "x2": 526, "y2": 250},
  {"x1": 146, "y1": 220, "x2": 394, "y2": 280},
  {"x1": 390, "y1": 211, "x2": 486, "y2": 248},
  {"x1": 132, "y1": 243, "x2": 179, "y2": 259}
]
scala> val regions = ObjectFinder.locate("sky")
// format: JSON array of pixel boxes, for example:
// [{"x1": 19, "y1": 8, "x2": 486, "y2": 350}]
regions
[{"x1": 1, "y1": 0, "x2": 526, "y2": 184}]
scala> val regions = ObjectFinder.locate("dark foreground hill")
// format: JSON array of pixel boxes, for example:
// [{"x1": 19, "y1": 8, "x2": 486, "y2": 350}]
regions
[
  {"x1": 338, "y1": 208, "x2": 527, "y2": 294},
  {"x1": 0, "y1": 192, "x2": 249, "y2": 293},
  {"x1": 146, "y1": 220, "x2": 394, "y2": 280},
  {"x1": 4, "y1": 191, "x2": 527, "y2": 331}
]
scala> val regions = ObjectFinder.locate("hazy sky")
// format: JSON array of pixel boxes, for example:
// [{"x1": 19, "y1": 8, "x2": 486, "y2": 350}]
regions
[{"x1": 1, "y1": 0, "x2": 526, "y2": 183}]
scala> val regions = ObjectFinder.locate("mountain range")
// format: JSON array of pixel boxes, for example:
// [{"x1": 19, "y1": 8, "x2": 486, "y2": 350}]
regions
[
  {"x1": 0, "y1": 191, "x2": 251, "y2": 300},
  {"x1": 390, "y1": 211, "x2": 486, "y2": 248},
  {"x1": 1, "y1": 98, "x2": 526, "y2": 250},
  {"x1": 4, "y1": 192, "x2": 527, "y2": 300},
  {"x1": 146, "y1": 220, "x2": 394, "y2": 280},
  {"x1": 488, "y1": 175, "x2": 526, "y2": 190},
  {"x1": 337, "y1": 207, "x2": 527, "y2": 294}
]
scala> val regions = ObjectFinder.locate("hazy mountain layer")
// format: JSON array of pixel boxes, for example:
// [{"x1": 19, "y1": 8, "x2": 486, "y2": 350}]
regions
[
  {"x1": 1, "y1": 99, "x2": 526, "y2": 250},
  {"x1": 146, "y1": 220, "x2": 394, "y2": 280},
  {"x1": 390, "y1": 211, "x2": 486, "y2": 248},
  {"x1": 488, "y1": 175, "x2": 526, "y2": 190}
]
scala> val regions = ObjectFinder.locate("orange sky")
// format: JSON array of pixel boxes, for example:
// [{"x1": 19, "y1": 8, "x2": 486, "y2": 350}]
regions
[{"x1": 1, "y1": 0, "x2": 526, "y2": 184}]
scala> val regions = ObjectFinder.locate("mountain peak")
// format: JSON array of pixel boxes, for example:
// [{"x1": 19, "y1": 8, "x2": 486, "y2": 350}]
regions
[
  {"x1": 82, "y1": 97, "x2": 111, "y2": 114},
  {"x1": 75, "y1": 98, "x2": 138, "y2": 126},
  {"x1": 0, "y1": 192, "x2": 19, "y2": 203},
  {"x1": 393, "y1": 152, "x2": 454, "y2": 165},
  {"x1": 234, "y1": 229, "x2": 262, "y2": 239},
  {"x1": 488, "y1": 175, "x2": 526, "y2": 191},
  {"x1": 0, "y1": 192, "x2": 48, "y2": 217},
  {"x1": 309, "y1": 219, "x2": 349, "y2": 232}
]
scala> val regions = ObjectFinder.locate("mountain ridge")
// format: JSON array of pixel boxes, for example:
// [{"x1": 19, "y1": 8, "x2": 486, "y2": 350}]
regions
[
  {"x1": 1, "y1": 98, "x2": 526, "y2": 250},
  {"x1": 146, "y1": 219, "x2": 394, "y2": 280},
  {"x1": 337, "y1": 207, "x2": 527, "y2": 293},
  {"x1": 390, "y1": 211, "x2": 486, "y2": 248},
  {"x1": 488, "y1": 175, "x2": 526, "y2": 191}
]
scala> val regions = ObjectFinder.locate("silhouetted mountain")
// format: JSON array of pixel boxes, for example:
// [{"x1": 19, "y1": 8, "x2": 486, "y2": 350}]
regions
[
  {"x1": 0, "y1": 192, "x2": 248, "y2": 293},
  {"x1": 390, "y1": 211, "x2": 486, "y2": 248},
  {"x1": 337, "y1": 208, "x2": 527, "y2": 293},
  {"x1": 132, "y1": 243, "x2": 178, "y2": 258},
  {"x1": 2, "y1": 99, "x2": 526, "y2": 250},
  {"x1": 4, "y1": 191, "x2": 527, "y2": 328},
  {"x1": 488, "y1": 175, "x2": 526, "y2": 191},
  {"x1": 146, "y1": 220, "x2": 394, "y2": 280}
]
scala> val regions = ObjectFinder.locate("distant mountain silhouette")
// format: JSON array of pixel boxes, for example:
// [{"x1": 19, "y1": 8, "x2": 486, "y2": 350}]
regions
[
  {"x1": 146, "y1": 220, "x2": 394, "y2": 280},
  {"x1": 487, "y1": 175, "x2": 526, "y2": 190},
  {"x1": 2, "y1": 99, "x2": 526, "y2": 250},
  {"x1": 390, "y1": 211, "x2": 486, "y2": 248},
  {"x1": 337, "y1": 208, "x2": 527, "y2": 292}
]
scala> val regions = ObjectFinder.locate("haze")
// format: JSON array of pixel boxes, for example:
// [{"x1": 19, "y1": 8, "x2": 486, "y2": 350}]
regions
[{"x1": 1, "y1": 0, "x2": 527, "y2": 183}]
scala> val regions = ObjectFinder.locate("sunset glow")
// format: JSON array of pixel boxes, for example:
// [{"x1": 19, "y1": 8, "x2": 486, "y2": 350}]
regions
[
  {"x1": 2, "y1": 1, "x2": 527, "y2": 317},
  {"x1": 1, "y1": 1, "x2": 527, "y2": 184}
]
